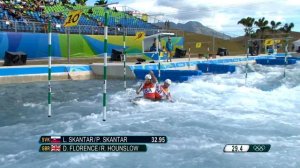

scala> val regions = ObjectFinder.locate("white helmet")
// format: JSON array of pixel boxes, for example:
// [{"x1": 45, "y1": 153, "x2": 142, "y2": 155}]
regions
[
  {"x1": 145, "y1": 74, "x2": 152, "y2": 80},
  {"x1": 165, "y1": 79, "x2": 172, "y2": 85}
]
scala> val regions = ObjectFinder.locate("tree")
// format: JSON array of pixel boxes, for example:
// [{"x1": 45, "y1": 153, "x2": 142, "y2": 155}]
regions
[
  {"x1": 254, "y1": 17, "x2": 270, "y2": 39},
  {"x1": 61, "y1": 0, "x2": 71, "y2": 5},
  {"x1": 254, "y1": 17, "x2": 271, "y2": 53},
  {"x1": 270, "y1": 20, "x2": 281, "y2": 34},
  {"x1": 280, "y1": 22, "x2": 294, "y2": 34},
  {"x1": 238, "y1": 17, "x2": 256, "y2": 54},
  {"x1": 94, "y1": 0, "x2": 107, "y2": 5},
  {"x1": 75, "y1": 0, "x2": 88, "y2": 5},
  {"x1": 237, "y1": 17, "x2": 255, "y2": 37}
]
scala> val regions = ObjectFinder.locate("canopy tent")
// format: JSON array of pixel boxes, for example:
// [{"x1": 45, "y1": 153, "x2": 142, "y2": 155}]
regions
[
  {"x1": 292, "y1": 39, "x2": 300, "y2": 52},
  {"x1": 142, "y1": 33, "x2": 175, "y2": 53},
  {"x1": 142, "y1": 33, "x2": 175, "y2": 60}
]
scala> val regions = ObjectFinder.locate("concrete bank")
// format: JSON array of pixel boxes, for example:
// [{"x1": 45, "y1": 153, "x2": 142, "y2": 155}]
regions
[
  {"x1": 0, "y1": 65, "x2": 94, "y2": 84},
  {"x1": 91, "y1": 63, "x2": 136, "y2": 79},
  {"x1": 0, "y1": 55, "x2": 274, "y2": 84}
]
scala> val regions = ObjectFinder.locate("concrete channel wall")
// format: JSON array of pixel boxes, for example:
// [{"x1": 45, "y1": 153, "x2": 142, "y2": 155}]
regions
[
  {"x1": 0, "y1": 65, "x2": 94, "y2": 84},
  {"x1": 90, "y1": 63, "x2": 136, "y2": 79},
  {"x1": 0, "y1": 55, "x2": 275, "y2": 84}
]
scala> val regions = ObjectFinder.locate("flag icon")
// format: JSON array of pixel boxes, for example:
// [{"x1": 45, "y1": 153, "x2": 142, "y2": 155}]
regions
[
  {"x1": 51, "y1": 145, "x2": 61, "y2": 152},
  {"x1": 51, "y1": 136, "x2": 61, "y2": 143}
]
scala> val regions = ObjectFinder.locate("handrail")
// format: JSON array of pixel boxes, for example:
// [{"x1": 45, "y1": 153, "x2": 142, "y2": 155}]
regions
[{"x1": 0, "y1": 20, "x2": 184, "y2": 36}]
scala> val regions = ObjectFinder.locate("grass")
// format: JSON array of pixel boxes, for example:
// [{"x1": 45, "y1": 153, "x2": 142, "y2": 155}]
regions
[
  {"x1": 183, "y1": 31, "x2": 246, "y2": 57},
  {"x1": 183, "y1": 31, "x2": 300, "y2": 57}
]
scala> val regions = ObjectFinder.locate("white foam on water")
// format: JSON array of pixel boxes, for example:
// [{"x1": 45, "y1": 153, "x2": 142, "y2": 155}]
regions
[
  {"x1": 23, "y1": 103, "x2": 46, "y2": 110},
  {"x1": 45, "y1": 153, "x2": 120, "y2": 168},
  {"x1": 0, "y1": 150, "x2": 32, "y2": 166},
  {"x1": 0, "y1": 63, "x2": 300, "y2": 167}
]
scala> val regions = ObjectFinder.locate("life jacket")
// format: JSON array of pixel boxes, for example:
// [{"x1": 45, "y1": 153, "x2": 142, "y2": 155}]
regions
[
  {"x1": 142, "y1": 82, "x2": 156, "y2": 99},
  {"x1": 155, "y1": 84, "x2": 169, "y2": 100}
]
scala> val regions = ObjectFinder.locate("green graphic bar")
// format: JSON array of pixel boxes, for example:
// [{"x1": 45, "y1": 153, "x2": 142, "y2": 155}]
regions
[
  {"x1": 40, "y1": 144, "x2": 147, "y2": 152},
  {"x1": 247, "y1": 144, "x2": 271, "y2": 152}
]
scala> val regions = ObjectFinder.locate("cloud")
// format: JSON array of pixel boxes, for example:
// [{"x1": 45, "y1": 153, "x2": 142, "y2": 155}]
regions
[{"x1": 87, "y1": 0, "x2": 300, "y2": 35}]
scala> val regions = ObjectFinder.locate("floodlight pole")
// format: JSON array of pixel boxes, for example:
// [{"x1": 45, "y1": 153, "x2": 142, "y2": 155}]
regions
[{"x1": 47, "y1": 19, "x2": 52, "y2": 117}]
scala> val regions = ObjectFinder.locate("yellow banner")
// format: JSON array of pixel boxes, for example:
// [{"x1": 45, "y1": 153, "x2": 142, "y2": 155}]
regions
[
  {"x1": 141, "y1": 14, "x2": 148, "y2": 22},
  {"x1": 135, "y1": 32, "x2": 145, "y2": 40},
  {"x1": 195, "y1": 42, "x2": 202, "y2": 48},
  {"x1": 159, "y1": 52, "x2": 164, "y2": 57},
  {"x1": 64, "y1": 10, "x2": 82, "y2": 27},
  {"x1": 274, "y1": 40, "x2": 281, "y2": 43},
  {"x1": 264, "y1": 39, "x2": 274, "y2": 46}
]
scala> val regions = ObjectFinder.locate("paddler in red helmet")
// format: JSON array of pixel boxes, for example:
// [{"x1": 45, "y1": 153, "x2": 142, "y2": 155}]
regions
[{"x1": 136, "y1": 71, "x2": 157, "y2": 100}]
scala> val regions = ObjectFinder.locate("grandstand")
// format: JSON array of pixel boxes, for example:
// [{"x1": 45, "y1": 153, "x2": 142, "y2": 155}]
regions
[{"x1": 0, "y1": 0, "x2": 160, "y2": 35}]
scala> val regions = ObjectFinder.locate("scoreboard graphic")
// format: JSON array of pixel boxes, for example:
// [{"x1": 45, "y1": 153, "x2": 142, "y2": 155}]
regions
[
  {"x1": 223, "y1": 144, "x2": 271, "y2": 153},
  {"x1": 39, "y1": 136, "x2": 167, "y2": 152}
]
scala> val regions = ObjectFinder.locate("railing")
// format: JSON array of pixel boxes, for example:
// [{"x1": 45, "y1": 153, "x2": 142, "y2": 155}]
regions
[{"x1": 0, "y1": 20, "x2": 184, "y2": 37}]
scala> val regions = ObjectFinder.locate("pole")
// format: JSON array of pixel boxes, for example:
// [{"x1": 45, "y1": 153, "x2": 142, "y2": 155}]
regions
[
  {"x1": 212, "y1": 33, "x2": 215, "y2": 54},
  {"x1": 47, "y1": 19, "x2": 52, "y2": 117},
  {"x1": 123, "y1": 27, "x2": 126, "y2": 89},
  {"x1": 103, "y1": 11, "x2": 108, "y2": 121},
  {"x1": 245, "y1": 41, "x2": 249, "y2": 85},
  {"x1": 67, "y1": 27, "x2": 70, "y2": 64},
  {"x1": 158, "y1": 35, "x2": 161, "y2": 83},
  {"x1": 207, "y1": 47, "x2": 209, "y2": 61},
  {"x1": 283, "y1": 38, "x2": 288, "y2": 77},
  {"x1": 188, "y1": 47, "x2": 191, "y2": 69}
]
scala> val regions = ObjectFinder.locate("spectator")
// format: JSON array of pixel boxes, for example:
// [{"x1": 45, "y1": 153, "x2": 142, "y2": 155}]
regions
[
  {"x1": 98, "y1": 21, "x2": 103, "y2": 27},
  {"x1": 23, "y1": 18, "x2": 28, "y2": 25},
  {"x1": 116, "y1": 23, "x2": 122, "y2": 28},
  {"x1": 166, "y1": 37, "x2": 173, "y2": 62},
  {"x1": 88, "y1": 8, "x2": 93, "y2": 14},
  {"x1": 15, "y1": 11, "x2": 22, "y2": 20},
  {"x1": 150, "y1": 38, "x2": 157, "y2": 52},
  {"x1": 113, "y1": 7, "x2": 118, "y2": 12},
  {"x1": 150, "y1": 43, "x2": 156, "y2": 52},
  {"x1": 3, "y1": 14, "x2": 8, "y2": 21}
]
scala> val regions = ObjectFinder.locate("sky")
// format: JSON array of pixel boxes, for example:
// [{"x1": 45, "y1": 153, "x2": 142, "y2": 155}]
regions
[{"x1": 78, "y1": 0, "x2": 300, "y2": 36}]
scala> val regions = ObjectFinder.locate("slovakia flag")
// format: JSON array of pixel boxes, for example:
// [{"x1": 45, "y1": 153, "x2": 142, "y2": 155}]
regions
[{"x1": 51, "y1": 136, "x2": 61, "y2": 143}]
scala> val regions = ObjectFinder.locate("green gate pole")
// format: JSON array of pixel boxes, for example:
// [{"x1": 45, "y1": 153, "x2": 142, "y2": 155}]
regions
[
  {"x1": 245, "y1": 40, "x2": 249, "y2": 85},
  {"x1": 158, "y1": 35, "x2": 161, "y2": 83},
  {"x1": 188, "y1": 47, "x2": 191, "y2": 69},
  {"x1": 103, "y1": 11, "x2": 108, "y2": 121},
  {"x1": 123, "y1": 28, "x2": 126, "y2": 89},
  {"x1": 48, "y1": 19, "x2": 52, "y2": 117},
  {"x1": 283, "y1": 38, "x2": 288, "y2": 77}
]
